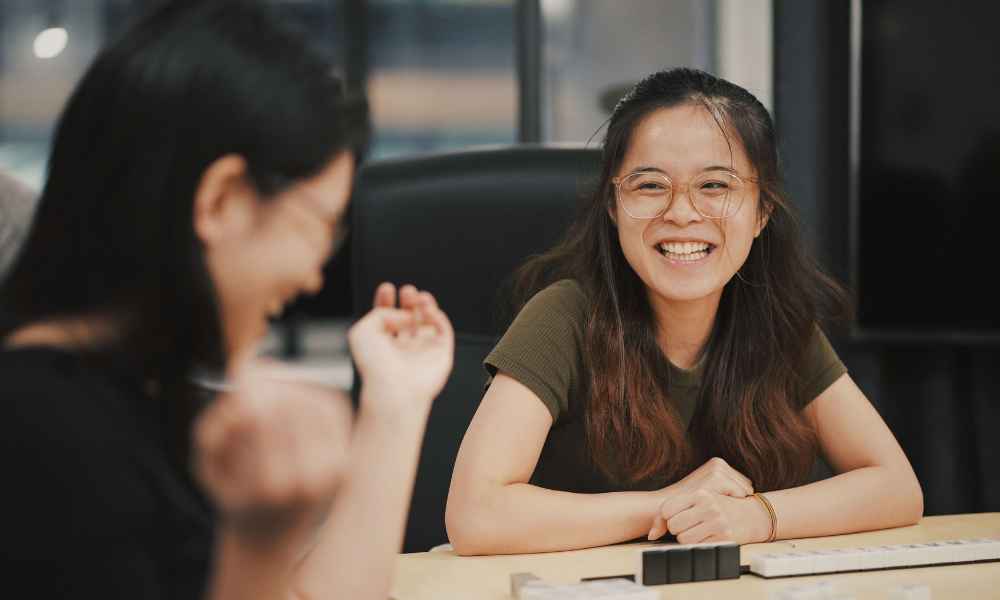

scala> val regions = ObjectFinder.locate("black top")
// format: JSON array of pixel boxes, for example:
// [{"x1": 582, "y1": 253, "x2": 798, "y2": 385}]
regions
[{"x1": 0, "y1": 347, "x2": 215, "y2": 598}]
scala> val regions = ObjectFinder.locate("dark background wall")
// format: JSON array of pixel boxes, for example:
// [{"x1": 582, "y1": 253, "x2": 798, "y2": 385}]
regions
[{"x1": 773, "y1": 0, "x2": 999, "y2": 515}]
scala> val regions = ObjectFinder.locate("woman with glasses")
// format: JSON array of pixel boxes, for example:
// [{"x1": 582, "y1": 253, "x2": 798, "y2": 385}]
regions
[
  {"x1": 446, "y1": 68, "x2": 921, "y2": 554},
  {"x1": 0, "y1": 1, "x2": 453, "y2": 598}
]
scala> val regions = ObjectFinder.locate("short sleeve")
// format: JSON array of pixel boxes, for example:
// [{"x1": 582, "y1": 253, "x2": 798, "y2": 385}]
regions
[
  {"x1": 797, "y1": 327, "x2": 848, "y2": 408},
  {"x1": 484, "y1": 280, "x2": 587, "y2": 423}
]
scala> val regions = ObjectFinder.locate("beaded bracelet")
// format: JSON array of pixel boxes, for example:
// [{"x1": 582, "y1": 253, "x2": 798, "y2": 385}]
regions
[{"x1": 752, "y1": 492, "x2": 778, "y2": 543}]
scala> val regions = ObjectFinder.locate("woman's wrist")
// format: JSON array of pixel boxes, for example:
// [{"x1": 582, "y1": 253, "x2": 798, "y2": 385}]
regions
[
  {"x1": 744, "y1": 494, "x2": 774, "y2": 543},
  {"x1": 644, "y1": 489, "x2": 666, "y2": 520},
  {"x1": 357, "y1": 384, "x2": 432, "y2": 424},
  {"x1": 209, "y1": 527, "x2": 298, "y2": 600},
  {"x1": 646, "y1": 483, "x2": 682, "y2": 526}
]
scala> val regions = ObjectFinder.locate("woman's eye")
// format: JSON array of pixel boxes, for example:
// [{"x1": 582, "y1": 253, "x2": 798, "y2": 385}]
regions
[
  {"x1": 632, "y1": 179, "x2": 667, "y2": 193},
  {"x1": 700, "y1": 180, "x2": 730, "y2": 192}
]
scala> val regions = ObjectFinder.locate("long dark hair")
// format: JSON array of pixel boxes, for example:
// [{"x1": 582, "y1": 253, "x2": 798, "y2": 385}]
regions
[
  {"x1": 0, "y1": 0, "x2": 368, "y2": 407},
  {"x1": 514, "y1": 68, "x2": 848, "y2": 491}
]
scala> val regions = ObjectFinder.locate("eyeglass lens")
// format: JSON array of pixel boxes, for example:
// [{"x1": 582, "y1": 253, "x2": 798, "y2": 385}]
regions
[{"x1": 619, "y1": 172, "x2": 744, "y2": 219}]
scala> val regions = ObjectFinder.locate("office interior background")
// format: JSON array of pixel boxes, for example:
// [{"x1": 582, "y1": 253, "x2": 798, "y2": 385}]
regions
[{"x1": 1, "y1": 0, "x2": 997, "y2": 548}]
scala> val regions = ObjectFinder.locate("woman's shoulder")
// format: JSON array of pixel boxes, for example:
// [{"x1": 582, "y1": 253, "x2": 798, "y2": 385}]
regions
[
  {"x1": 796, "y1": 325, "x2": 848, "y2": 406},
  {"x1": 0, "y1": 345, "x2": 171, "y2": 511},
  {"x1": 0, "y1": 347, "x2": 207, "y2": 590},
  {"x1": 1, "y1": 345, "x2": 108, "y2": 390},
  {"x1": 0, "y1": 346, "x2": 151, "y2": 450},
  {"x1": 523, "y1": 278, "x2": 589, "y2": 318},
  {"x1": 0, "y1": 345, "x2": 87, "y2": 389},
  {"x1": 486, "y1": 279, "x2": 590, "y2": 421}
]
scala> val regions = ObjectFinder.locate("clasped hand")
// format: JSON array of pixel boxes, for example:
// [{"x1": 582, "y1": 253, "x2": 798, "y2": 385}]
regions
[{"x1": 648, "y1": 457, "x2": 766, "y2": 545}]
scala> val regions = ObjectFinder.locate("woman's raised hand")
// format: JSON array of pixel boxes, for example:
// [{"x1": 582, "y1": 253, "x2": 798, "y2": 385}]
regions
[{"x1": 348, "y1": 282, "x2": 455, "y2": 416}]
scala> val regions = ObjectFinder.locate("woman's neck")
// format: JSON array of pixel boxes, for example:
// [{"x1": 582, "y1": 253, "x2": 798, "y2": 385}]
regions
[{"x1": 647, "y1": 289, "x2": 722, "y2": 370}]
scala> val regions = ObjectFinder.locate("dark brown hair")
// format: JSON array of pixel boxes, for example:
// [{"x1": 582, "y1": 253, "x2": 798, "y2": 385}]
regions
[{"x1": 513, "y1": 68, "x2": 849, "y2": 491}]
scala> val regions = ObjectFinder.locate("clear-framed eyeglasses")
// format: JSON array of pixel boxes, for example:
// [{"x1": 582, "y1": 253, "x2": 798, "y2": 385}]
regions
[{"x1": 612, "y1": 170, "x2": 758, "y2": 220}]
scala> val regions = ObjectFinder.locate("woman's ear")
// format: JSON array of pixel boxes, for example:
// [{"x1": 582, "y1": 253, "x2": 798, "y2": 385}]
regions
[
  {"x1": 754, "y1": 195, "x2": 773, "y2": 238},
  {"x1": 193, "y1": 154, "x2": 256, "y2": 245}
]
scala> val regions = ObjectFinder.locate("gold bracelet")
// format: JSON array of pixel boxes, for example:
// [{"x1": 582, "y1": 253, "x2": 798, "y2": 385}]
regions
[{"x1": 752, "y1": 492, "x2": 778, "y2": 542}]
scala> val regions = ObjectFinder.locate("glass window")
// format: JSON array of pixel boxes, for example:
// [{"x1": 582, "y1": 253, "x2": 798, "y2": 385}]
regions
[
  {"x1": 365, "y1": 0, "x2": 516, "y2": 159},
  {"x1": 0, "y1": 0, "x2": 346, "y2": 191},
  {"x1": 540, "y1": 0, "x2": 772, "y2": 143}
]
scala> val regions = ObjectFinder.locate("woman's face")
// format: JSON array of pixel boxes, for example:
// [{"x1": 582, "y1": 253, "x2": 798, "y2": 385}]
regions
[
  {"x1": 612, "y1": 104, "x2": 766, "y2": 312},
  {"x1": 206, "y1": 152, "x2": 355, "y2": 361}
]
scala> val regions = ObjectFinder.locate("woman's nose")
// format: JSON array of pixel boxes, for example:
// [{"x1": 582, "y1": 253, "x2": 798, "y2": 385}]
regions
[{"x1": 661, "y1": 185, "x2": 703, "y2": 225}]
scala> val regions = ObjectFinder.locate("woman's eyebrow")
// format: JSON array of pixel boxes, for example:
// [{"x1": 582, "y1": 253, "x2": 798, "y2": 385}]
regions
[
  {"x1": 626, "y1": 165, "x2": 738, "y2": 176},
  {"x1": 627, "y1": 165, "x2": 667, "y2": 175},
  {"x1": 701, "y1": 165, "x2": 738, "y2": 174}
]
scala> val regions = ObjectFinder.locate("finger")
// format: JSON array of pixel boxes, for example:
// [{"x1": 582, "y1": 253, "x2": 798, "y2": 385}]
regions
[
  {"x1": 676, "y1": 521, "x2": 715, "y2": 545},
  {"x1": 734, "y1": 473, "x2": 754, "y2": 495},
  {"x1": 647, "y1": 514, "x2": 668, "y2": 540},
  {"x1": 362, "y1": 307, "x2": 418, "y2": 334},
  {"x1": 659, "y1": 491, "x2": 700, "y2": 522},
  {"x1": 419, "y1": 299, "x2": 454, "y2": 340},
  {"x1": 398, "y1": 285, "x2": 421, "y2": 336},
  {"x1": 398, "y1": 284, "x2": 420, "y2": 309},
  {"x1": 721, "y1": 463, "x2": 754, "y2": 493},
  {"x1": 418, "y1": 290, "x2": 438, "y2": 310},
  {"x1": 736, "y1": 474, "x2": 754, "y2": 497},
  {"x1": 373, "y1": 282, "x2": 396, "y2": 308},
  {"x1": 666, "y1": 504, "x2": 708, "y2": 537}
]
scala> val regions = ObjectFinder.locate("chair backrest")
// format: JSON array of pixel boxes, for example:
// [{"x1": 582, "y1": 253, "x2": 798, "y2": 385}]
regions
[
  {"x1": 350, "y1": 144, "x2": 601, "y2": 552},
  {"x1": 0, "y1": 170, "x2": 38, "y2": 284}
]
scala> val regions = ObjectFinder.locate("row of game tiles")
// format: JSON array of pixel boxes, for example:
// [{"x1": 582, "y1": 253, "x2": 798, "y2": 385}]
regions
[
  {"x1": 771, "y1": 580, "x2": 932, "y2": 600},
  {"x1": 749, "y1": 537, "x2": 1000, "y2": 577},
  {"x1": 510, "y1": 576, "x2": 934, "y2": 600}
]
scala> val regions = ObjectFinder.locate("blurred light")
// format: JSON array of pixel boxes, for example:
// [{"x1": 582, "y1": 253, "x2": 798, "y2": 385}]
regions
[
  {"x1": 542, "y1": 0, "x2": 574, "y2": 22},
  {"x1": 33, "y1": 27, "x2": 68, "y2": 59}
]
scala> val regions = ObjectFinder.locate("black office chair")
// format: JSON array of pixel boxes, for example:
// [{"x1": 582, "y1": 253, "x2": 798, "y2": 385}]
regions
[{"x1": 350, "y1": 144, "x2": 601, "y2": 552}]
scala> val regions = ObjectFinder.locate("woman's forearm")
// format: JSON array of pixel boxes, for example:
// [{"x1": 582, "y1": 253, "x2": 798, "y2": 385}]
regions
[
  {"x1": 292, "y1": 389, "x2": 430, "y2": 600},
  {"x1": 206, "y1": 531, "x2": 297, "y2": 600},
  {"x1": 447, "y1": 483, "x2": 660, "y2": 555},
  {"x1": 765, "y1": 465, "x2": 923, "y2": 541}
]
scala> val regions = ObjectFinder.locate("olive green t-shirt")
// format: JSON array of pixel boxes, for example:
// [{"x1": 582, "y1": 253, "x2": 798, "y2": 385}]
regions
[{"x1": 484, "y1": 279, "x2": 847, "y2": 493}]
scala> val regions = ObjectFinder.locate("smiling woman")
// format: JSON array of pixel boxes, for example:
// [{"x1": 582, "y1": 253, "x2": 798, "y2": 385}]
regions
[
  {"x1": 0, "y1": 1, "x2": 454, "y2": 599},
  {"x1": 445, "y1": 68, "x2": 923, "y2": 556}
]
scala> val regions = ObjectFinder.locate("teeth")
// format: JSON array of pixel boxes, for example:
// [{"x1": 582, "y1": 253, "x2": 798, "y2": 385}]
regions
[{"x1": 659, "y1": 241, "x2": 710, "y2": 255}]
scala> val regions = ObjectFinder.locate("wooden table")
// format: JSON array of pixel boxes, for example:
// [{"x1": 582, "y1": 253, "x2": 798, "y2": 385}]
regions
[{"x1": 391, "y1": 513, "x2": 1000, "y2": 599}]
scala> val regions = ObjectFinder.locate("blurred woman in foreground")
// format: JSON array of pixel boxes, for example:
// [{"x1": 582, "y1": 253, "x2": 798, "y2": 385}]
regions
[{"x1": 0, "y1": 1, "x2": 453, "y2": 598}]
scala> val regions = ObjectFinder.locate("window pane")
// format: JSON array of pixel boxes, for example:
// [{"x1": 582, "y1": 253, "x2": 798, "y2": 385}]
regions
[
  {"x1": 541, "y1": 0, "x2": 772, "y2": 143},
  {"x1": 0, "y1": 0, "x2": 345, "y2": 191},
  {"x1": 366, "y1": 0, "x2": 516, "y2": 159},
  {"x1": 541, "y1": 0, "x2": 714, "y2": 143}
]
